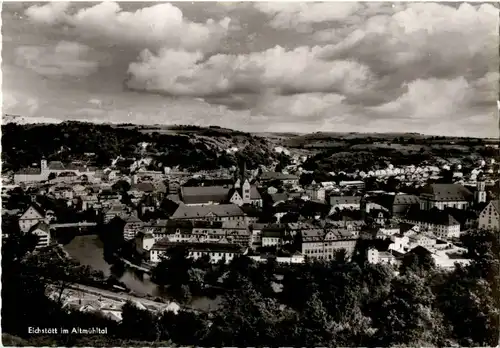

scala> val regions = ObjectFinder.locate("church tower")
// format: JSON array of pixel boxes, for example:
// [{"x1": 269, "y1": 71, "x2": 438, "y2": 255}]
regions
[
  {"x1": 41, "y1": 158, "x2": 48, "y2": 173},
  {"x1": 475, "y1": 178, "x2": 487, "y2": 204}
]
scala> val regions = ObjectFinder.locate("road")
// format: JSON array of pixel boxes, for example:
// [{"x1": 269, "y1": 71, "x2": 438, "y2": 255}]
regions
[{"x1": 53, "y1": 282, "x2": 205, "y2": 313}]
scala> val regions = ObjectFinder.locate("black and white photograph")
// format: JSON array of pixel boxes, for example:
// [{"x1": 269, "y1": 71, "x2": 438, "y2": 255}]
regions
[{"x1": 1, "y1": 1, "x2": 500, "y2": 346}]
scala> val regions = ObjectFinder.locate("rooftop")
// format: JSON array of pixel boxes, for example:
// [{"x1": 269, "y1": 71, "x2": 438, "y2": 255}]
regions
[{"x1": 171, "y1": 204, "x2": 245, "y2": 220}]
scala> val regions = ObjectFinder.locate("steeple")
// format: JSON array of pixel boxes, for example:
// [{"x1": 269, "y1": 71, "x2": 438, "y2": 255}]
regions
[{"x1": 240, "y1": 158, "x2": 247, "y2": 183}]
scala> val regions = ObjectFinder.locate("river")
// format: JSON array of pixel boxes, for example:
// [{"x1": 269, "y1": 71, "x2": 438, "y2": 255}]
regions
[{"x1": 63, "y1": 235, "x2": 221, "y2": 311}]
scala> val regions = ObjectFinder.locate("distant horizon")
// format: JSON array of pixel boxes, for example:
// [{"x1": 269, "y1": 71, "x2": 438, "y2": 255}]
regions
[
  {"x1": 3, "y1": 2, "x2": 499, "y2": 138},
  {"x1": 4, "y1": 113, "x2": 499, "y2": 140}
]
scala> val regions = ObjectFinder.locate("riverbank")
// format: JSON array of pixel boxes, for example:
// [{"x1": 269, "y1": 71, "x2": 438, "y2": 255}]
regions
[{"x1": 62, "y1": 235, "x2": 222, "y2": 311}]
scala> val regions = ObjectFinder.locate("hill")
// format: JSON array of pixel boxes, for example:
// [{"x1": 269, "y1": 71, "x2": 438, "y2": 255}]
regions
[{"x1": 1, "y1": 121, "x2": 279, "y2": 173}]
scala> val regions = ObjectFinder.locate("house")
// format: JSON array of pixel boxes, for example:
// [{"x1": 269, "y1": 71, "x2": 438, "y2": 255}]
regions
[
  {"x1": 304, "y1": 184, "x2": 326, "y2": 202},
  {"x1": 123, "y1": 214, "x2": 144, "y2": 241},
  {"x1": 128, "y1": 182, "x2": 155, "y2": 201},
  {"x1": 388, "y1": 234, "x2": 410, "y2": 253},
  {"x1": 261, "y1": 224, "x2": 287, "y2": 247},
  {"x1": 420, "y1": 184, "x2": 473, "y2": 210},
  {"x1": 80, "y1": 194, "x2": 99, "y2": 210},
  {"x1": 238, "y1": 204, "x2": 261, "y2": 224},
  {"x1": 190, "y1": 220, "x2": 227, "y2": 243},
  {"x1": 150, "y1": 240, "x2": 247, "y2": 263},
  {"x1": 259, "y1": 171, "x2": 299, "y2": 185},
  {"x1": 338, "y1": 180, "x2": 365, "y2": 190},
  {"x1": 28, "y1": 222, "x2": 51, "y2": 248},
  {"x1": 404, "y1": 207, "x2": 461, "y2": 239},
  {"x1": 104, "y1": 204, "x2": 129, "y2": 223},
  {"x1": 248, "y1": 253, "x2": 305, "y2": 264},
  {"x1": 180, "y1": 186, "x2": 230, "y2": 206},
  {"x1": 250, "y1": 223, "x2": 267, "y2": 247},
  {"x1": 99, "y1": 190, "x2": 122, "y2": 208},
  {"x1": 221, "y1": 220, "x2": 251, "y2": 246},
  {"x1": 407, "y1": 233, "x2": 437, "y2": 249},
  {"x1": 478, "y1": 200, "x2": 500, "y2": 231},
  {"x1": 170, "y1": 204, "x2": 246, "y2": 222},
  {"x1": 367, "y1": 249, "x2": 398, "y2": 265},
  {"x1": 368, "y1": 209, "x2": 391, "y2": 226},
  {"x1": 329, "y1": 196, "x2": 361, "y2": 212},
  {"x1": 19, "y1": 204, "x2": 47, "y2": 233}
]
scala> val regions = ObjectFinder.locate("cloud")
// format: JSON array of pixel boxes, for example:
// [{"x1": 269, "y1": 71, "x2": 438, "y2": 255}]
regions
[
  {"x1": 88, "y1": 99, "x2": 102, "y2": 107},
  {"x1": 25, "y1": 2, "x2": 231, "y2": 52},
  {"x1": 3, "y1": 92, "x2": 40, "y2": 117},
  {"x1": 24, "y1": 2, "x2": 70, "y2": 25},
  {"x1": 15, "y1": 41, "x2": 100, "y2": 78},
  {"x1": 126, "y1": 45, "x2": 374, "y2": 100},
  {"x1": 254, "y1": 2, "x2": 362, "y2": 30},
  {"x1": 13, "y1": 2, "x2": 500, "y2": 137}
]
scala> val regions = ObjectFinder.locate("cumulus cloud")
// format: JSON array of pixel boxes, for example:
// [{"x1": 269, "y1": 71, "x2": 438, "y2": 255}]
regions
[
  {"x1": 15, "y1": 41, "x2": 100, "y2": 77},
  {"x1": 25, "y1": 2, "x2": 231, "y2": 52},
  {"x1": 254, "y1": 2, "x2": 362, "y2": 30},
  {"x1": 14, "y1": 2, "x2": 500, "y2": 136},
  {"x1": 126, "y1": 45, "x2": 374, "y2": 101},
  {"x1": 3, "y1": 92, "x2": 40, "y2": 117},
  {"x1": 25, "y1": 2, "x2": 70, "y2": 25}
]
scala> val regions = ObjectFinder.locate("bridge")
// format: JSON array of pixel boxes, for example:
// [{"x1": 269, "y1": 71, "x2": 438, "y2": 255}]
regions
[
  {"x1": 50, "y1": 222, "x2": 98, "y2": 229},
  {"x1": 119, "y1": 257, "x2": 152, "y2": 274}
]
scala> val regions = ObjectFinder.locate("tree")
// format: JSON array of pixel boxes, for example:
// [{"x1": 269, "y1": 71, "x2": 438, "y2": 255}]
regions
[
  {"x1": 298, "y1": 291, "x2": 336, "y2": 347},
  {"x1": 207, "y1": 282, "x2": 282, "y2": 346},
  {"x1": 400, "y1": 246, "x2": 436, "y2": 277},
  {"x1": 120, "y1": 301, "x2": 158, "y2": 341},
  {"x1": 112, "y1": 180, "x2": 131, "y2": 193},
  {"x1": 48, "y1": 172, "x2": 56, "y2": 181},
  {"x1": 372, "y1": 274, "x2": 439, "y2": 346}
]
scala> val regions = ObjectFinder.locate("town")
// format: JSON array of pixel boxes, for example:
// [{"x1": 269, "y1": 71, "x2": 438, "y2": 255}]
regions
[{"x1": 2, "y1": 121, "x2": 500, "y2": 346}]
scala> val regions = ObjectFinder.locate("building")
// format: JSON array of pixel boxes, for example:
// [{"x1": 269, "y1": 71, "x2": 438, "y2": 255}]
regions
[
  {"x1": 259, "y1": 171, "x2": 299, "y2": 185},
  {"x1": 28, "y1": 222, "x2": 51, "y2": 248},
  {"x1": 19, "y1": 204, "x2": 47, "y2": 233},
  {"x1": 104, "y1": 204, "x2": 129, "y2": 223},
  {"x1": 221, "y1": 220, "x2": 251, "y2": 246},
  {"x1": 338, "y1": 180, "x2": 365, "y2": 190},
  {"x1": 329, "y1": 196, "x2": 361, "y2": 212},
  {"x1": 170, "y1": 204, "x2": 246, "y2": 222},
  {"x1": 478, "y1": 200, "x2": 500, "y2": 231},
  {"x1": 228, "y1": 179, "x2": 263, "y2": 207},
  {"x1": 304, "y1": 184, "x2": 326, "y2": 202},
  {"x1": 420, "y1": 184, "x2": 473, "y2": 211},
  {"x1": 123, "y1": 214, "x2": 144, "y2": 241},
  {"x1": 180, "y1": 186, "x2": 230, "y2": 206},
  {"x1": 300, "y1": 228, "x2": 358, "y2": 260},
  {"x1": 248, "y1": 253, "x2": 305, "y2": 264},
  {"x1": 376, "y1": 194, "x2": 420, "y2": 216},
  {"x1": 404, "y1": 207, "x2": 460, "y2": 239},
  {"x1": 150, "y1": 240, "x2": 247, "y2": 263},
  {"x1": 261, "y1": 224, "x2": 287, "y2": 247},
  {"x1": 14, "y1": 159, "x2": 97, "y2": 184},
  {"x1": 367, "y1": 249, "x2": 398, "y2": 265}
]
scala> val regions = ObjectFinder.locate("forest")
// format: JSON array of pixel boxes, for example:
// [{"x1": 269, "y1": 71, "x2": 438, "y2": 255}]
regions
[
  {"x1": 1, "y1": 122, "x2": 278, "y2": 172},
  {"x1": 2, "y1": 228, "x2": 499, "y2": 347}
]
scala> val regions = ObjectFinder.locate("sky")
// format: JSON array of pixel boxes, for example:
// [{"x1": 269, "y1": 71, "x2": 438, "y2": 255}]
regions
[{"x1": 2, "y1": 1, "x2": 499, "y2": 137}]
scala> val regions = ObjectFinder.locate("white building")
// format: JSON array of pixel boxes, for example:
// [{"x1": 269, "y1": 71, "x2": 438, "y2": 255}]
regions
[
  {"x1": 150, "y1": 241, "x2": 247, "y2": 264},
  {"x1": 478, "y1": 200, "x2": 500, "y2": 231},
  {"x1": 367, "y1": 249, "x2": 398, "y2": 265},
  {"x1": 28, "y1": 222, "x2": 51, "y2": 248},
  {"x1": 19, "y1": 204, "x2": 47, "y2": 233}
]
